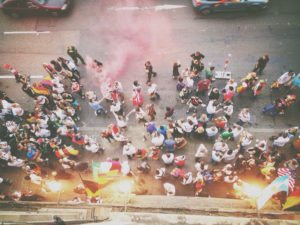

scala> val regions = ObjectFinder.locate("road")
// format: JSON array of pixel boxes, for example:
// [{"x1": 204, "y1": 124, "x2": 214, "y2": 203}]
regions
[{"x1": 0, "y1": 0, "x2": 300, "y2": 201}]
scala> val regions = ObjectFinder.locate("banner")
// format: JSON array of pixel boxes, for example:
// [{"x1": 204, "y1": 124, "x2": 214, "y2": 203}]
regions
[{"x1": 256, "y1": 175, "x2": 289, "y2": 210}]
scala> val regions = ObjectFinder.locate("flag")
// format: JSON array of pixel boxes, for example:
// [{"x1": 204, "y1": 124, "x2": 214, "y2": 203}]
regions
[
  {"x1": 82, "y1": 179, "x2": 101, "y2": 197},
  {"x1": 283, "y1": 189, "x2": 300, "y2": 210},
  {"x1": 256, "y1": 175, "x2": 289, "y2": 210},
  {"x1": 277, "y1": 168, "x2": 295, "y2": 192},
  {"x1": 92, "y1": 161, "x2": 121, "y2": 185}
]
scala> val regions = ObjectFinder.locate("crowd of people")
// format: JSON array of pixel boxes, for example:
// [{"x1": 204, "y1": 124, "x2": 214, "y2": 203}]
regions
[{"x1": 0, "y1": 47, "x2": 299, "y2": 208}]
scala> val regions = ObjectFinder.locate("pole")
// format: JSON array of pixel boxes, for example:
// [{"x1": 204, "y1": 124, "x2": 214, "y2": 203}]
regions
[
  {"x1": 124, "y1": 191, "x2": 128, "y2": 212},
  {"x1": 57, "y1": 190, "x2": 62, "y2": 205}
]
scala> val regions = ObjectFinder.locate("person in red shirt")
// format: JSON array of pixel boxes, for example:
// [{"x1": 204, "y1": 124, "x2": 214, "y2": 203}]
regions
[
  {"x1": 197, "y1": 79, "x2": 211, "y2": 96},
  {"x1": 222, "y1": 86, "x2": 235, "y2": 103}
]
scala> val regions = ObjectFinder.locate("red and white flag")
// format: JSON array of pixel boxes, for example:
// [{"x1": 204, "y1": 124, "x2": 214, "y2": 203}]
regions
[{"x1": 277, "y1": 168, "x2": 295, "y2": 192}]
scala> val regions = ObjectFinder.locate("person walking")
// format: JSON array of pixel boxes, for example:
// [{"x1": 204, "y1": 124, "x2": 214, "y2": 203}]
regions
[
  {"x1": 253, "y1": 54, "x2": 269, "y2": 75},
  {"x1": 67, "y1": 46, "x2": 85, "y2": 66},
  {"x1": 172, "y1": 61, "x2": 181, "y2": 79},
  {"x1": 145, "y1": 61, "x2": 157, "y2": 84}
]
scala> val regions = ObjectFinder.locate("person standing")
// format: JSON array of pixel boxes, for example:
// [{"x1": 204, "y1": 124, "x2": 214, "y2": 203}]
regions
[
  {"x1": 197, "y1": 78, "x2": 211, "y2": 96},
  {"x1": 253, "y1": 54, "x2": 269, "y2": 75},
  {"x1": 237, "y1": 108, "x2": 251, "y2": 126},
  {"x1": 172, "y1": 61, "x2": 181, "y2": 79},
  {"x1": 145, "y1": 104, "x2": 156, "y2": 121},
  {"x1": 122, "y1": 142, "x2": 137, "y2": 160},
  {"x1": 67, "y1": 46, "x2": 85, "y2": 66},
  {"x1": 145, "y1": 61, "x2": 157, "y2": 84},
  {"x1": 190, "y1": 51, "x2": 205, "y2": 71}
]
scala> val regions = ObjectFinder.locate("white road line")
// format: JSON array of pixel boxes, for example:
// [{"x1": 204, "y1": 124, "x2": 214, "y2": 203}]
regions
[
  {"x1": 3, "y1": 31, "x2": 51, "y2": 35},
  {"x1": 0, "y1": 75, "x2": 43, "y2": 79},
  {"x1": 108, "y1": 5, "x2": 187, "y2": 11},
  {"x1": 79, "y1": 126, "x2": 287, "y2": 133}
]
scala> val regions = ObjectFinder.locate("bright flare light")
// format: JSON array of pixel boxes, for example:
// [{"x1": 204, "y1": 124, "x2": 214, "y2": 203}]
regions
[
  {"x1": 46, "y1": 181, "x2": 62, "y2": 192},
  {"x1": 241, "y1": 183, "x2": 263, "y2": 199},
  {"x1": 116, "y1": 180, "x2": 134, "y2": 193}
]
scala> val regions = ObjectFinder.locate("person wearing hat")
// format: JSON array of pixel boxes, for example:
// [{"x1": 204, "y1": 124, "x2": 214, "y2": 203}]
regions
[{"x1": 67, "y1": 46, "x2": 85, "y2": 66}]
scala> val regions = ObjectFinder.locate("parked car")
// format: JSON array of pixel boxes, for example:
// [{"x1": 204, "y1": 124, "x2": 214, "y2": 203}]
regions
[
  {"x1": 0, "y1": 0, "x2": 72, "y2": 18},
  {"x1": 192, "y1": 0, "x2": 269, "y2": 16}
]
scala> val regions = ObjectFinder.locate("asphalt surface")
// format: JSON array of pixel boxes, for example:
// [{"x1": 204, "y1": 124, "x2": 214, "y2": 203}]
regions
[{"x1": 0, "y1": 0, "x2": 300, "y2": 202}]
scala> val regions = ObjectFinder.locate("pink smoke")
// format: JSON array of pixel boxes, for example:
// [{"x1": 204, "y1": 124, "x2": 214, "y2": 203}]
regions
[{"x1": 84, "y1": 0, "x2": 174, "y2": 93}]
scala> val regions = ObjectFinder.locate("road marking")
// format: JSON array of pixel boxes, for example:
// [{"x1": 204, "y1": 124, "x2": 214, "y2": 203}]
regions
[
  {"x1": 108, "y1": 5, "x2": 187, "y2": 11},
  {"x1": 3, "y1": 31, "x2": 51, "y2": 35},
  {"x1": 79, "y1": 126, "x2": 287, "y2": 134},
  {"x1": 0, "y1": 75, "x2": 43, "y2": 79}
]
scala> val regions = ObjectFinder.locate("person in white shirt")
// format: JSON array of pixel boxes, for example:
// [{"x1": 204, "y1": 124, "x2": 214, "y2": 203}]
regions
[
  {"x1": 122, "y1": 142, "x2": 137, "y2": 160},
  {"x1": 110, "y1": 100, "x2": 122, "y2": 114},
  {"x1": 182, "y1": 172, "x2": 193, "y2": 185},
  {"x1": 129, "y1": 107, "x2": 147, "y2": 122},
  {"x1": 195, "y1": 160, "x2": 208, "y2": 173},
  {"x1": 26, "y1": 173, "x2": 43, "y2": 185},
  {"x1": 187, "y1": 113, "x2": 198, "y2": 126},
  {"x1": 161, "y1": 153, "x2": 174, "y2": 166},
  {"x1": 7, "y1": 156, "x2": 25, "y2": 167},
  {"x1": 147, "y1": 82, "x2": 160, "y2": 100},
  {"x1": 237, "y1": 108, "x2": 251, "y2": 126},
  {"x1": 11, "y1": 103, "x2": 24, "y2": 117},
  {"x1": 0, "y1": 99, "x2": 12, "y2": 109},
  {"x1": 85, "y1": 137, "x2": 102, "y2": 153},
  {"x1": 255, "y1": 139, "x2": 267, "y2": 152},
  {"x1": 155, "y1": 168, "x2": 166, "y2": 180},
  {"x1": 5, "y1": 120, "x2": 18, "y2": 133},
  {"x1": 223, "y1": 148, "x2": 239, "y2": 162},
  {"x1": 277, "y1": 70, "x2": 295, "y2": 86},
  {"x1": 206, "y1": 100, "x2": 222, "y2": 120},
  {"x1": 223, "y1": 101, "x2": 233, "y2": 121},
  {"x1": 163, "y1": 182, "x2": 176, "y2": 196},
  {"x1": 211, "y1": 150, "x2": 224, "y2": 164},
  {"x1": 222, "y1": 164, "x2": 234, "y2": 176},
  {"x1": 35, "y1": 127, "x2": 51, "y2": 138},
  {"x1": 232, "y1": 124, "x2": 244, "y2": 139},
  {"x1": 185, "y1": 76, "x2": 194, "y2": 90},
  {"x1": 239, "y1": 131, "x2": 253, "y2": 150},
  {"x1": 205, "y1": 126, "x2": 218, "y2": 140},
  {"x1": 179, "y1": 120, "x2": 194, "y2": 136},
  {"x1": 225, "y1": 79, "x2": 237, "y2": 92},
  {"x1": 213, "y1": 141, "x2": 229, "y2": 153},
  {"x1": 151, "y1": 131, "x2": 165, "y2": 147},
  {"x1": 224, "y1": 174, "x2": 238, "y2": 184},
  {"x1": 112, "y1": 111, "x2": 129, "y2": 130},
  {"x1": 273, "y1": 133, "x2": 290, "y2": 147},
  {"x1": 195, "y1": 144, "x2": 208, "y2": 161}
]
